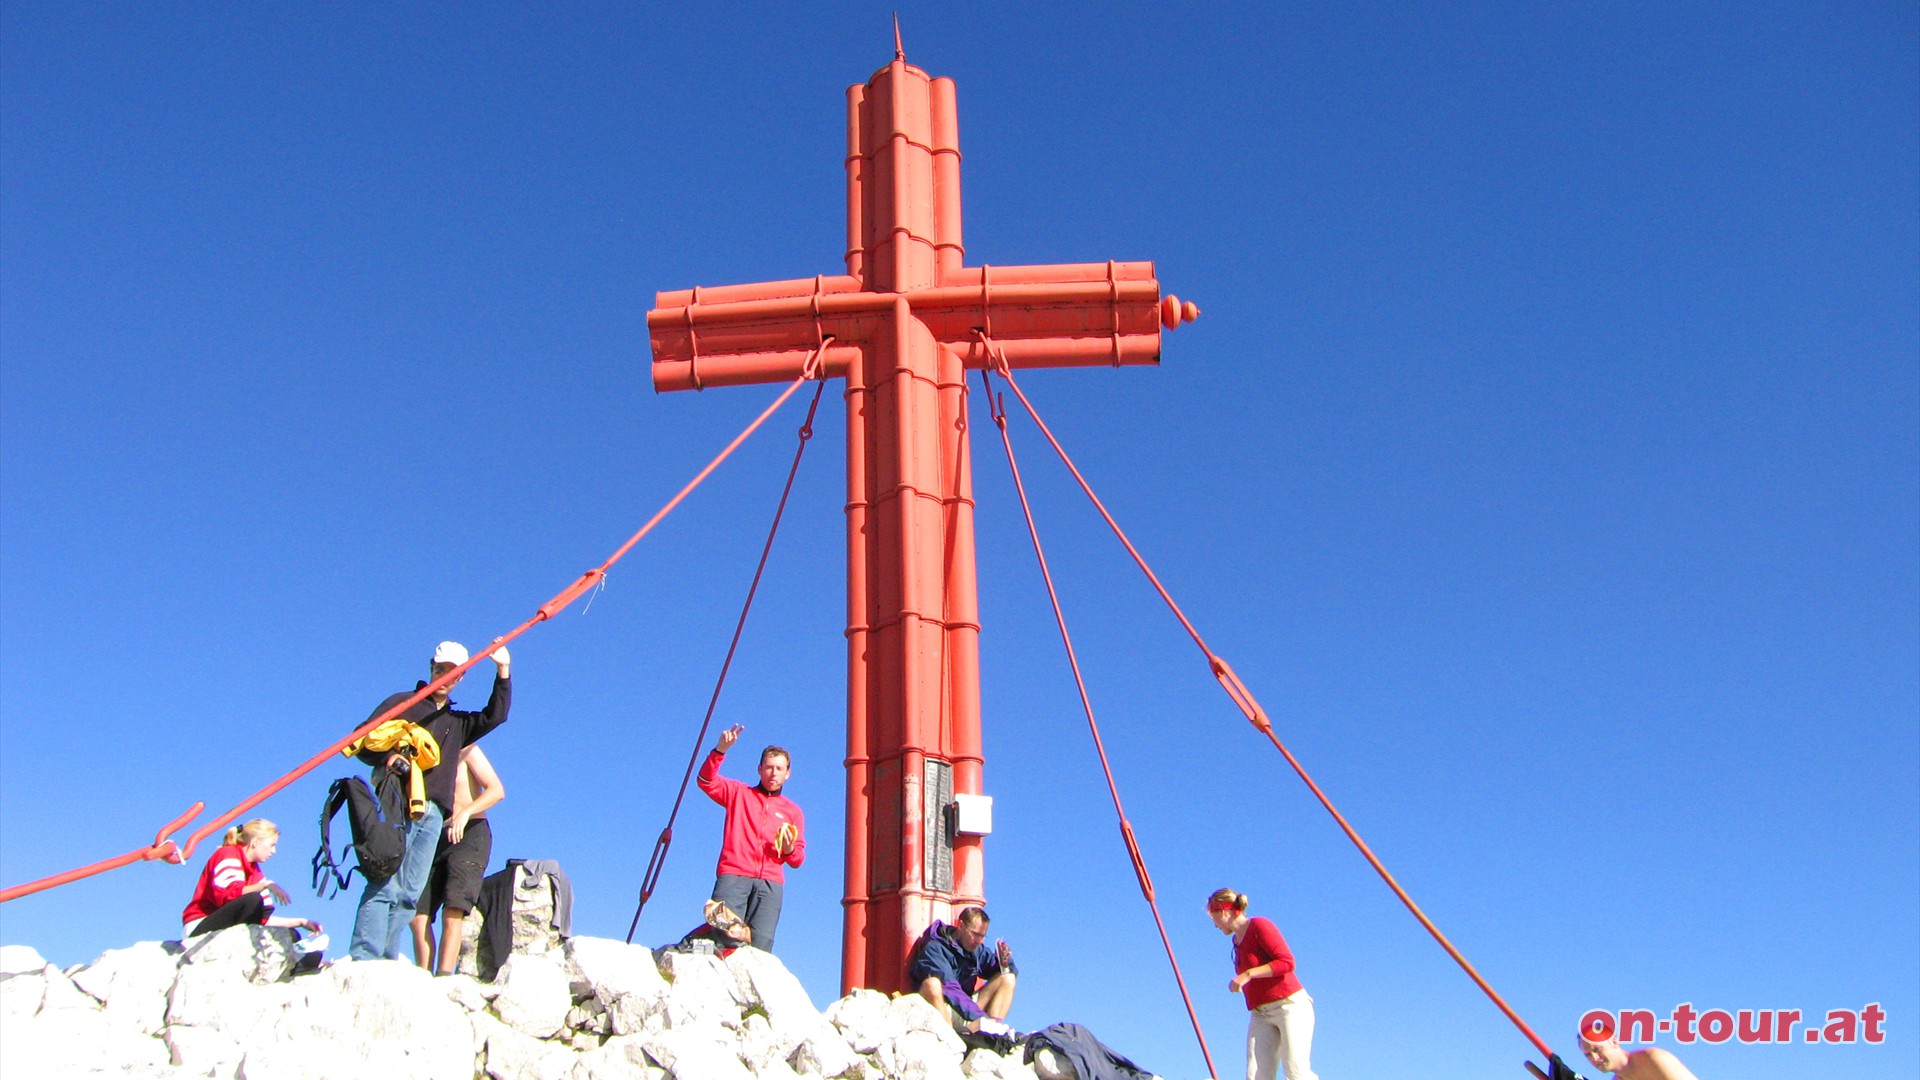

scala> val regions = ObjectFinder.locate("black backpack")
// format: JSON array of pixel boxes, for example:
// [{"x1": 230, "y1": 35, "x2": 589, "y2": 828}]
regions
[{"x1": 312, "y1": 771, "x2": 409, "y2": 898}]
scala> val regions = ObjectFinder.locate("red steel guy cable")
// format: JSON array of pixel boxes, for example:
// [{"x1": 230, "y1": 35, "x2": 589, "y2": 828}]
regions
[
  {"x1": 1, "y1": 352, "x2": 829, "y2": 904},
  {"x1": 626, "y1": 378, "x2": 827, "y2": 942},
  {"x1": 983, "y1": 345, "x2": 1558, "y2": 1065},
  {"x1": 981, "y1": 367, "x2": 1219, "y2": 1080}
]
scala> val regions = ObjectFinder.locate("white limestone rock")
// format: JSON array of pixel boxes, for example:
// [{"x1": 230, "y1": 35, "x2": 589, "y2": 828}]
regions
[
  {"x1": 565, "y1": 1033, "x2": 667, "y2": 1080},
  {"x1": 736, "y1": 1011, "x2": 785, "y2": 1072},
  {"x1": 440, "y1": 970, "x2": 494, "y2": 1014},
  {"x1": 863, "y1": 994, "x2": 966, "y2": 1079},
  {"x1": 491, "y1": 951, "x2": 573, "y2": 1039},
  {"x1": 287, "y1": 958, "x2": 475, "y2": 1078},
  {"x1": 166, "y1": 1021, "x2": 246, "y2": 1078},
  {"x1": 0, "y1": 965, "x2": 48, "y2": 1019},
  {"x1": 963, "y1": 1047, "x2": 1041, "y2": 1080},
  {"x1": 478, "y1": 1008, "x2": 581, "y2": 1080},
  {"x1": 70, "y1": 939, "x2": 182, "y2": 1035},
  {"x1": 469, "y1": 1012, "x2": 512, "y2": 1068},
  {"x1": 726, "y1": 945, "x2": 833, "y2": 1061},
  {"x1": 177, "y1": 923, "x2": 295, "y2": 985},
  {"x1": 728, "y1": 951, "x2": 855, "y2": 1078},
  {"x1": 508, "y1": 866, "x2": 563, "y2": 958},
  {"x1": 568, "y1": 935, "x2": 670, "y2": 1035},
  {"x1": 659, "y1": 949, "x2": 746, "y2": 1030},
  {"x1": 1, "y1": 961, "x2": 98, "y2": 1021},
  {"x1": 236, "y1": 1032, "x2": 468, "y2": 1080},
  {"x1": 1, "y1": 1003, "x2": 172, "y2": 1077},
  {"x1": 567, "y1": 936, "x2": 667, "y2": 1000},
  {"x1": 607, "y1": 994, "x2": 669, "y2": 1040},
  {"x1": 236, "y1": 1038, "x2": 370, "y2": 1080},
  {"x1": 877, "y1": 1028, "x2": 967, "y2": 1080},
  {"x1": 1030, "y1": 1046, "x2": 1076, "y2": 1080},
  {"x1": 997, "y1": 1053, "x2": 1042, "y2": 1080},
  {"x1": 787, "y1": 1019, "x2": 862, "y2": 1079},
  {"x1": 166, "y1": 955, "x2": 301, "y2": 1038},
  {"x1": 39, "y1": 962, "x2": 104, "y2": 1015},
  {"x1": 963, "y1": 1048, "x2": 1006, "y2": 1078},
  {"x1": 823, "y1": 987, "x2": 895, "y2": 1052},
  {"x1": 750, "y1": 1056, "x2": 807, "y2": 1080},
  {"x1": 262, "y1": 974, "x2": 356, "y2": 1047},
  {"x1": 0, "y1": 932, "x2": 1097, "y2": 1080},
  {"x1": 568, "y1": 996, "x2": 611, "y2": 1034},
  {"x1": 726, "y1": 945, "x2": 819, "y2": 1020},
  {"x1": 0, "y1": 943, "x2": 49, "y2": 975},
  {"x1": 642, "y1": 1019, "x2": 755, "y2": 1080},
  {"x1": 886, "y1": 992, "x2": 967, "y2": 1054}
]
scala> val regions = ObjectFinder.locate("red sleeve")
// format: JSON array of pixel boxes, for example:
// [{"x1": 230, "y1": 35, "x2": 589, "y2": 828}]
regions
[
  {"x1": 697, "y1": 749, "x2": 734, "y2": 806},
  {"x1": 1245, "y1": 917, "x2": 1297, "y2": 978}
]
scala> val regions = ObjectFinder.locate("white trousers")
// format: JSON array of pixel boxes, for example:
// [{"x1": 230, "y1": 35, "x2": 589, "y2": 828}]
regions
[{"x1": 1246, "y1": 988, "x2": 1317, "y2": 1080}]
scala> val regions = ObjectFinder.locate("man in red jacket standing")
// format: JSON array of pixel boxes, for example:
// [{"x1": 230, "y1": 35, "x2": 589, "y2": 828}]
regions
[{"x1": 697, "y1": 723, "x2": 805, "y2": 952}]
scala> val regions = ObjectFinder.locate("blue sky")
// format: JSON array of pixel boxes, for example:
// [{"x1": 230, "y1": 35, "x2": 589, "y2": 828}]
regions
[{"x1": 2, "y1": 4, "x2": 1914, "y2": 1078}]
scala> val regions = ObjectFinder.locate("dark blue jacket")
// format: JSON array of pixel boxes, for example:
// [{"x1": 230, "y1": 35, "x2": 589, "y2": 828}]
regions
[
  {"x1": 906, "y1": 920, "x2": 1016, "y2": 1021},
  {"x1": 1025, "y1": 1023, "x2": 1156, "y2": 1080}
]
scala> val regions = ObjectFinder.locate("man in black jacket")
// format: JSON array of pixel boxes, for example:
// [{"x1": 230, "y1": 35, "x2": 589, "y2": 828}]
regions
[{"x1": 347, "y1": 640, "x2": 511, "y2": 961}]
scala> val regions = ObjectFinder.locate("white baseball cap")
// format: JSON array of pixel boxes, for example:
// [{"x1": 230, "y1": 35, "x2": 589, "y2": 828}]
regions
[{"x1": 432, "y1": 641, "x2": 470, "y2": 666}]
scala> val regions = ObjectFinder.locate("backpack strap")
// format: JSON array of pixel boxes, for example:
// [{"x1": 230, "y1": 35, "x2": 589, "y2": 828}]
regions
[{"x1": 310, "y1": 778, "x2": 359, "y2": 899}]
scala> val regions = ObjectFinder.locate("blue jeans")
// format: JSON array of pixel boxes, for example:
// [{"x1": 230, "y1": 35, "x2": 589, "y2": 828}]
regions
[{"x1": 348, "y1": 801, "x2": 442, "y2": 960}]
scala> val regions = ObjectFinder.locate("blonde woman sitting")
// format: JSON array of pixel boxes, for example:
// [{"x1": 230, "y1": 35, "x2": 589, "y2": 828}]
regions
[{"x1": 181, "y1": 819, "x2": 321, "y2": 940}]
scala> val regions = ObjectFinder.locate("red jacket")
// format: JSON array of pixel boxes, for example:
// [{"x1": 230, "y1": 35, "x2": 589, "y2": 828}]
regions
[
  {"x1": 1235, "y1": 916, "x2": 1305, "y2": 1008},
  {"x1": 697, "y1": 749, "x2": 805, "y2": 882},
  {"x1": 181, "y1": 844, "x2": 261, "y2": 924}
]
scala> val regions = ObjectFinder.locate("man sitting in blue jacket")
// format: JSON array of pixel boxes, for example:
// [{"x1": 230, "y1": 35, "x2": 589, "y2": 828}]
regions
[{"x1": 907, "y1": 905, "x2": 1017, "y2": 1029}]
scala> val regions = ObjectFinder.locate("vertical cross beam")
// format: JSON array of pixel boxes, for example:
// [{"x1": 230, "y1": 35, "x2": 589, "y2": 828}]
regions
[
  {"x1": 840, "y1": 59, "x2": 978, "y2": 994},
  {"x1": 646, "y1": 48, "x2": 1197, "y2": 994}
]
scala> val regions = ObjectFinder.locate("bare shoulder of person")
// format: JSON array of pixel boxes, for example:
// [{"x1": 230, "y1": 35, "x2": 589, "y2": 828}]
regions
[{"x1": 1632, "y1": 1047, "x2": 1699, "y2": 1080}]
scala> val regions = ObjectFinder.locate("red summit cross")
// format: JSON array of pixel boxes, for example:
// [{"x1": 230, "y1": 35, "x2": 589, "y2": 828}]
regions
[{"x1": 647, "y1": 43, "x2": 1198, "y2": 994}]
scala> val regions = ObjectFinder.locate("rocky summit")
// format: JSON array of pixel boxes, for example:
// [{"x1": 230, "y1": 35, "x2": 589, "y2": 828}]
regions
[{"x1": 0, "y1": 930, "x2": 1084, "y2": 1080}]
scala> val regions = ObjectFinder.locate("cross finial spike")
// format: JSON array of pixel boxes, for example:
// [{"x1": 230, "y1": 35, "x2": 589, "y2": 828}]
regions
[{"x1": 893, "y1": 14, "x2": 904, "y2": 61}]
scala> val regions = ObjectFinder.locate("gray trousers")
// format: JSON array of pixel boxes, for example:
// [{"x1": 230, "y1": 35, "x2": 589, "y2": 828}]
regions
[{"x1": 710, "y1": 874, "x2": 783, "y2": 952}]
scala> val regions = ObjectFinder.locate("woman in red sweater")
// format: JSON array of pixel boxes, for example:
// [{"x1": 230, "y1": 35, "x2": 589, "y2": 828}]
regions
[
  {"x1": 181, "y1": 819, "x2": 321, "y2": 940},
  {"x1": 1208, "y1": 887, "x2": 1319, "y2": 1080}
]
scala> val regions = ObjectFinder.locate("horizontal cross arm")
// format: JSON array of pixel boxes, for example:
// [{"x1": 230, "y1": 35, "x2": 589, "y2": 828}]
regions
[{"x1": 649, "y1": 261, "x2": 1194, "y2": 392}]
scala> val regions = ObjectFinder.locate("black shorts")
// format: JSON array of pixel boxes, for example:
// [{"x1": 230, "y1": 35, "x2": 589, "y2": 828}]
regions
[{"x1": 416, "y1": 817, "x2": 492, "y2": 918}]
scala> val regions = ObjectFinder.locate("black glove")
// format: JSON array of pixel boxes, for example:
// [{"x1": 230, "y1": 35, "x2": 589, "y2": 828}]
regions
[{"x1": 1547, "y1": 1052, "x2": 1587, "y2": 1080}]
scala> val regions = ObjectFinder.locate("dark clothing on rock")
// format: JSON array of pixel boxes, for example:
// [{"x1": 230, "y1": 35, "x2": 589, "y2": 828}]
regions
[
  {"x1": 474, "y1": 858, "x2": 574, "y2": 980},
  {"x1": 659, "y1": 921, "x2": 743, "y2": 960},
  {"x1": 906, "y1": 919, "x2": 1017, "y2": 1022},
  {"x1": 357, "y1": 675, "x2": 512, "y2": 816},
  {"x1": 1025, "y1": 1023, "x2": 1157, "y2": 1080},
  {"x1": 515, "y1": 858, "x2": 573, "y2": 936},
  {"x1": 188, "y1": 893, "x2": 272, "y2": 937},
  {"x1": 476, "y1": 865, "x2": 516, "y2": 979}
]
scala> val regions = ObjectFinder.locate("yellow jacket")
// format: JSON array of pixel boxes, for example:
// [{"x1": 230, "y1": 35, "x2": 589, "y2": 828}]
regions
[{"x1": 343, "y1": 720, "x2": 442, "y2": 820}]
